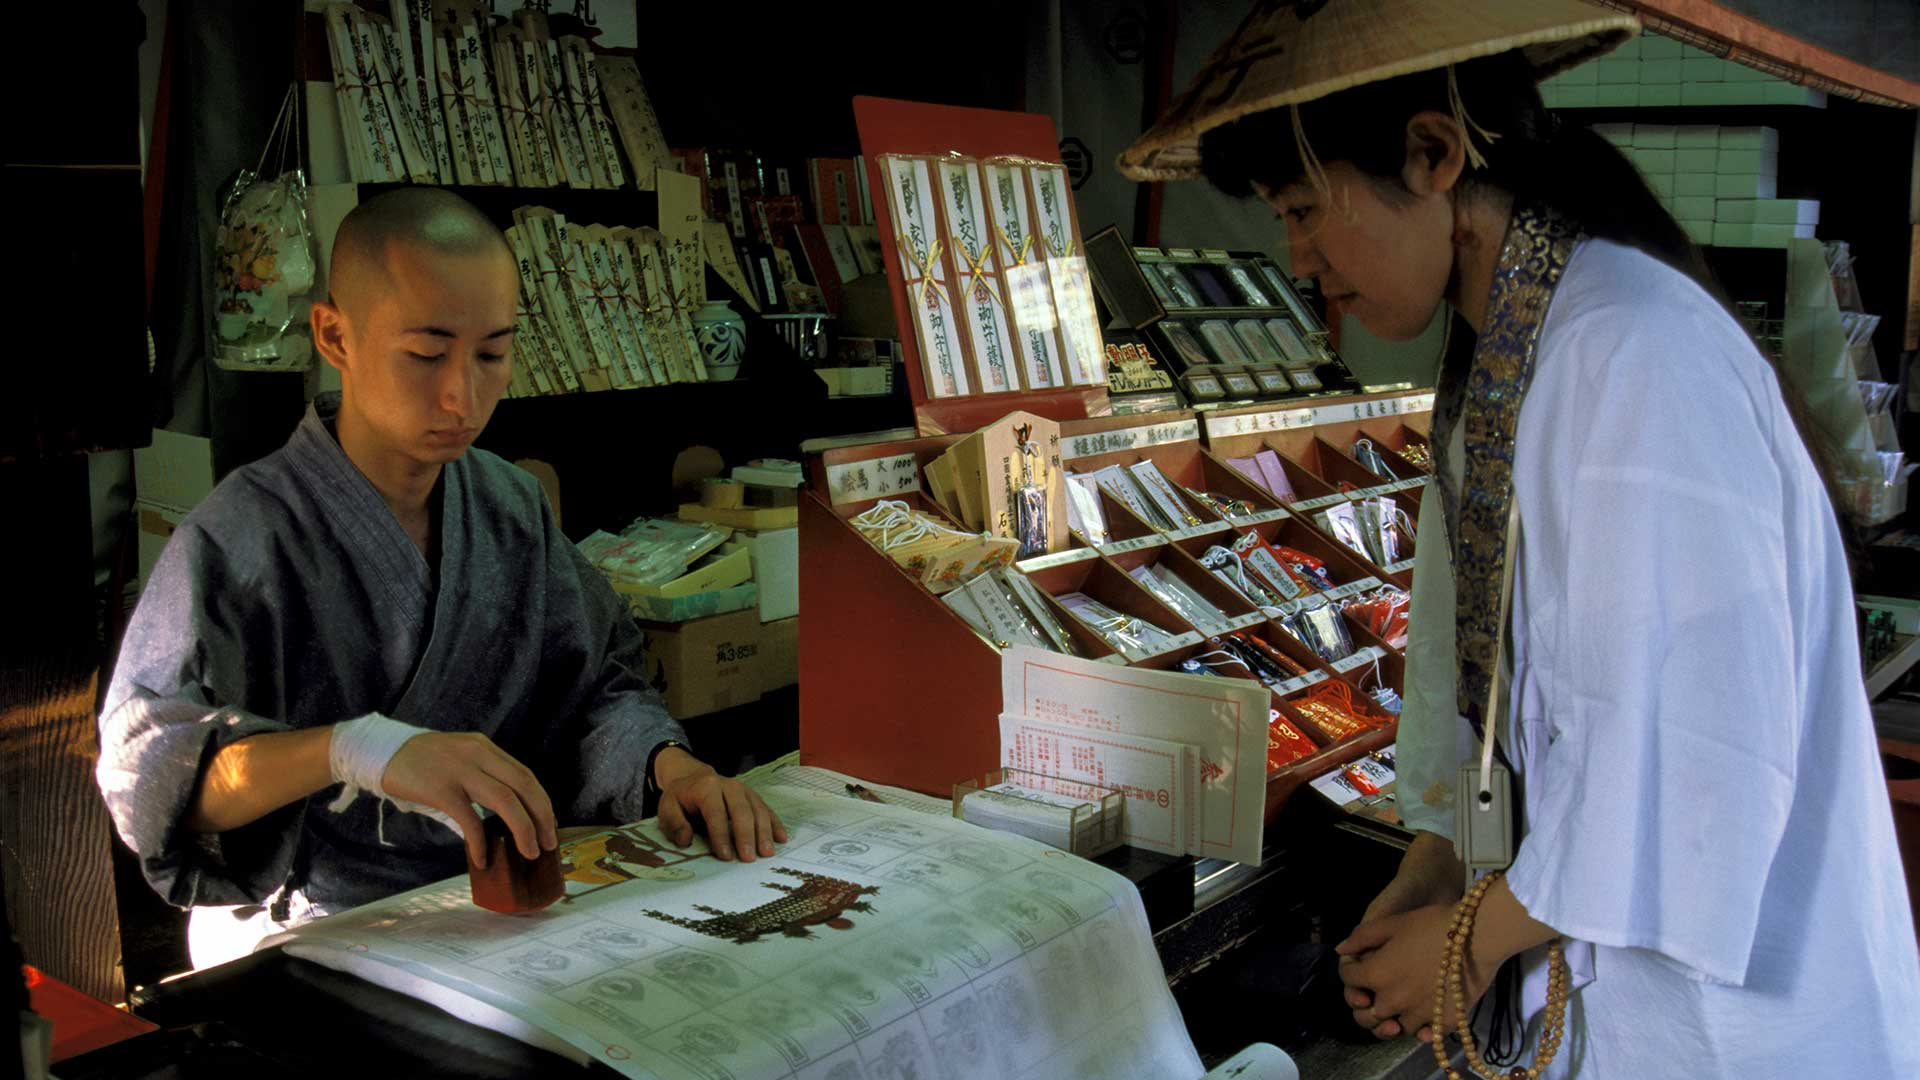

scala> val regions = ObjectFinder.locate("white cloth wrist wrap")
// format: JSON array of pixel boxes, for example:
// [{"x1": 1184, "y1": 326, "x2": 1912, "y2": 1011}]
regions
[{"x1": 326, "y1": 713, "x2": 459, "y2": 842}]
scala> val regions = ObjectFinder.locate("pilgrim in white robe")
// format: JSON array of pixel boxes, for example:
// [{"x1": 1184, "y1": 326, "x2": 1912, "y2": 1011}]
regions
[{"x1": 1394, "y1": 238, "x2": 1920, "y2": 1077}]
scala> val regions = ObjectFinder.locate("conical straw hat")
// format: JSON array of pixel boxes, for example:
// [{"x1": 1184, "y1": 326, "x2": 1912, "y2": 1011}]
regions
[{"x1": 1118, "y1": 0, "x2": 1640, "y2": 181}]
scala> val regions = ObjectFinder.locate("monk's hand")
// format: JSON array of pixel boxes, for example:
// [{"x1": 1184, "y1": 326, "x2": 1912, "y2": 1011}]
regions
[
  {"x1": 383, "y1": 731, "x2": 558, "y2": 868},
  {"x1": 1337, "y1": 903, "x2": 1477, "y2": 1043},
  {"x1": 653, "y1": 747, "x2": 788, "y2": 863}
]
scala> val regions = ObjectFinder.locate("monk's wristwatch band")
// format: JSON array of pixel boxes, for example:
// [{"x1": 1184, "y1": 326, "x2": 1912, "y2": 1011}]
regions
[{"x1": 643, "y1": 739, "x2": 689, "y2": 807}]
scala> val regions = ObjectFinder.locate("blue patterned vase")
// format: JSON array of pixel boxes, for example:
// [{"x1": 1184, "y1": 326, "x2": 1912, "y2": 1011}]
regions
[{"x1": 691, "y1": 300, "x2": 746, "y2": 381}]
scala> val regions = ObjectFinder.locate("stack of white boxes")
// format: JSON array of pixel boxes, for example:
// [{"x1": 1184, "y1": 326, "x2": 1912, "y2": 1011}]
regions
[
  {"x1": 723, "y1": 461, "x2": 801, "y2": 623},
  {"x1": 1599, "y1": 123, "x2": 1817, "y2": 250},
  {"x1": 1542, "y1": 29, "x2": 1829, "y2": 109}
]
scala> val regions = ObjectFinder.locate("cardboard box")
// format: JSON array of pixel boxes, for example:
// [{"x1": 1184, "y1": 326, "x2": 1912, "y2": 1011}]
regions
[
  {"x1": 1672, "y1": 196, "x2": 1716, "y2": 221},
  {"x1": 1764, "y1": 84, "x2": 1826, "y2": 107},
  {"x1": 1683, "y1": 83, "x2": 1763, "y2": 106},
  {"x1": 641, "y1": 608, "x2": 789, "y2": 718},
  {"x1": 1640, "y1": 33, "x2": 1682, "y2": 60},
  {"x1": 1674, "y1": 172, "x2": 1718, "y2": 197},
  {"x1": 1718, "y1": 126, "x2": 1780, "y2": 152},
  {"x1": 1753, "y1": 222, "x2": 1816, "y2": 247},
  {"x1": 1717, "y1": 149, "x2": 1778, "y2": 176},
  {"x1": 1593, "y1": 123, "x2": 1635, "y2": 146},
  {"x1": 1682, "y1": 57, "x2": 1727, "y2": 83},
  {"x1": 1631, "y1": 124, "x2": 1676, "y2": 148},
  {"x1": 678, "y1": 503, "x2": 800, "y2": 530},
  {"x1": 1631, "y1": 148, "x2": 1676, "y2": 175},
  {"x1": 1710, "y1": 222, "x2": 1805, "y2": 249},
  {"x1": 1675, "y1": 148, "x2": 1718, "y2": 173},
  {"x1": 1754, "y1": 199, "x2": 1820, "y2": 226},
  {"x1": 1596, "y1": 59, "x2": 1639, "y2": 84},
  {"x1": 1639, "y1": 59, "x2": 1683, "y2": 84},
  {"x1": 843, "y1": 366, "x2": 892, "y2": 396},
  {"x1": 1674, "y1": 124, "x2": 1720, "y2": 148},
  {"x1": 1555, "y1": 62, "x2": 1598, "y2": 86},
  {"x1": 726, "y1": 526, "x2": 798, "y2": 622},
  {"x1": 732, "y1": 462, "x2": 804, "y2": 489},
  {"x1": 133, "y1": 429, "x2": 215, "y2": 592},
  {"x1": 760, "y1": 615, "x2": 798, "y2": 693},
  {"x1": 1717, "y1": 173, "x2": 1778, "y2": 199},
  {"x1": 1712, "y1": 222, "x2": 1755, "y2": 248}
]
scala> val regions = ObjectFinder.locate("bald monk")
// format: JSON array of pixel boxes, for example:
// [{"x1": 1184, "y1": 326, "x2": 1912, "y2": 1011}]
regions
[{"x1": 99, "y1": 188, "x2": 785, "y2": 966}]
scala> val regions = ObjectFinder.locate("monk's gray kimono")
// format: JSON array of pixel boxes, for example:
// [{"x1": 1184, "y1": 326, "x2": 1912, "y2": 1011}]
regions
[{"x1": 98, "y1": 393, "x2": 686, "y2": 918}]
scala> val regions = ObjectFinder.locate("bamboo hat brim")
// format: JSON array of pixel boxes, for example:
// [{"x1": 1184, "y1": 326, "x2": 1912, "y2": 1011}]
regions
[{"x1": 1118, "y1": 0, "x2": 1641, "y2": 182}]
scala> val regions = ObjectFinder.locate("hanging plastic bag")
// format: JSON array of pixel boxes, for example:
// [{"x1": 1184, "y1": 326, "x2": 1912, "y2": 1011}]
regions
[{"x1": 212, "y1": 86, "x2": 317, "y2": 372}]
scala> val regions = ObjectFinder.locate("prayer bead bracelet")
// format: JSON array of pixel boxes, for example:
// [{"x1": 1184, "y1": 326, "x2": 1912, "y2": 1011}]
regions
[{"x1": 1433, "y1": 871, "x2": 1568, "y2": 1080}]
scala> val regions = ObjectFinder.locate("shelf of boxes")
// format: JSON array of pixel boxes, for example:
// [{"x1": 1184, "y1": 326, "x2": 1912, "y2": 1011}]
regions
[
  {"x1": 1591, "y1": 121, "x2": 1818, "y2": 250},
  {"x1": 1541, "y1": 29, "x2": 1829, "y2": 110}
]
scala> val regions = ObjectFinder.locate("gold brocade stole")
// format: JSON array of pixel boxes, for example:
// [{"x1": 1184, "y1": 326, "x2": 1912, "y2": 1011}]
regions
[{"x1": 1430, "y1": 203, "x2": 1581, "y2": 731}]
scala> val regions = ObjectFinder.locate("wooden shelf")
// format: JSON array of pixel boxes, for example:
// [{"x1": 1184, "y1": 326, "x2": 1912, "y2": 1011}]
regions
[
  {"x1": 349, "y1": 181, "x2": 657, "y2": 222},
  {"x1": 1869, "y1": 633, "x2": 1920, "y2": 699}
]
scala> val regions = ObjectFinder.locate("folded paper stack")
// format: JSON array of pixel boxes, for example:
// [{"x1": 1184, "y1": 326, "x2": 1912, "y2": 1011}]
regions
[{"x1": 576, "y1": 517, "x2": 758, "y2": 622}]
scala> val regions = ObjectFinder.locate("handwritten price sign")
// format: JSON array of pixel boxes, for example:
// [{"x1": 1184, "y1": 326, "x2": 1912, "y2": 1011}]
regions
[
  {"x1": 1061, "y1": 419, "x2": 1200, "y2": 462},
  {"x1": 1203, "y1": 391, "x2": 1437, "y2": 440},
  {"x1": 826, "y1": 453, "x2": 921, "y2": 505}
]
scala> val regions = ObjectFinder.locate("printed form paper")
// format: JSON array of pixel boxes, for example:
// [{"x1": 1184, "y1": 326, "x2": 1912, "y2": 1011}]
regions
[
  {"x1": 1000, "y1": 646, "x2": 1268, "y2": 865},
  {"x1": 998, "y1": 714, "x2": 1195, "y2": 856}
]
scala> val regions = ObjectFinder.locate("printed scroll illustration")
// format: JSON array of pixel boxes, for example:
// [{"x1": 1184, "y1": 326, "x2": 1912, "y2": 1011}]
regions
[
  {"x1": 267, "y1": 788, "x2": 1202, "y2": 1079},
  {"x1": 644, "y1": 869, "x2": 879, "y2": 944}
]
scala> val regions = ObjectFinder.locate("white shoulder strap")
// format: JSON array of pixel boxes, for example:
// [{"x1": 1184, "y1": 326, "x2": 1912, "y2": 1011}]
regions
[{"x1": 1477, "y1": 501, "x2": 1522, "y2": 800}]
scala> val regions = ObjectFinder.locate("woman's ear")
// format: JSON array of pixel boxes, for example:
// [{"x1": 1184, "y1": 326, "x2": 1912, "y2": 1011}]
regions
[{"x1": 1403, "y1": 110, "x2": 1468, "y2": 197}]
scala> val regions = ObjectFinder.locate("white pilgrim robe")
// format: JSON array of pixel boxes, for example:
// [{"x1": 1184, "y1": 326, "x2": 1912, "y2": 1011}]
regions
[{"x1": 1394, "y1": 238, "x2": 1920, "y2": 1077}]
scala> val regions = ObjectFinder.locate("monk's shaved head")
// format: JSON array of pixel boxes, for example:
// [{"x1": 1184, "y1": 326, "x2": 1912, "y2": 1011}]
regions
[
  {"x1": 311, "y1": 186, "x2": 521, "y2": 474},
  {"x1": 329, "y1": 187, "x2": 513, "y2": 317}
]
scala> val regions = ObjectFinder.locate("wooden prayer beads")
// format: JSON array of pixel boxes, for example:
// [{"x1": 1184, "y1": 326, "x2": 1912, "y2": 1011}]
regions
[{"x1": 1432, "y1": 871, "x2": 1568, "y2": 1080}]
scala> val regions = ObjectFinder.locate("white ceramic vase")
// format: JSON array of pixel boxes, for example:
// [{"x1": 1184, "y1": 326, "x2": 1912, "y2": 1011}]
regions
[{"x1": 691, "y1": 300, "x2": 747, "y2": 381}]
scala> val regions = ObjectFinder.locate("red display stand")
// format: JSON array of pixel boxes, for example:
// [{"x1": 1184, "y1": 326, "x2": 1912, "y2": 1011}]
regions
[
  {"x1": 1204, "y1": 395, "x2": 1435, "y2": 590},
  {"x1": 800, "y1": 393, "x2": 1436, "y2": 819},
  {"x1": 800, "y1": 432, "x2": 998, "y2": 792},
  {"x1": 852, "y1": 96, "x2": 1111, "y2": 436}
]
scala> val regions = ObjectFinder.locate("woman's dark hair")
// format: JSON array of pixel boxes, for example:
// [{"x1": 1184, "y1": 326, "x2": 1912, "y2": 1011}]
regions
[{"x1": 1199, "y1": 50, "x2": 1715, "y2": 292}]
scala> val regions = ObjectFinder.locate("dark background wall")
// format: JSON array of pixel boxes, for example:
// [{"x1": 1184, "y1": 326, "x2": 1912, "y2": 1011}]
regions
[{"x1": 1721, "y1": 0, "x2": 1920, "y2": 83}]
